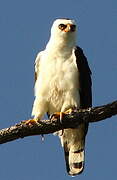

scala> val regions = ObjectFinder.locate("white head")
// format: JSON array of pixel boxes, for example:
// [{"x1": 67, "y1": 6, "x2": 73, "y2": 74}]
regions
[{"x1": 47, "y1": 18, "x2": 77, "y2": 49}]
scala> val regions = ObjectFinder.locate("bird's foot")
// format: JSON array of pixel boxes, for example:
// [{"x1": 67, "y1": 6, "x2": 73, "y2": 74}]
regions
[
  {"x1": 24, "y1": 118, "x2": 39, "y2": 125},
  {"x1": 51, "y1": 108, "x2": 74, "y2": 122},
  {"x1": 50, "y1": 112, "x2": 65, "y2": 136},
  {"x1": 51, "y1": 109, "x2": 74, "y2": 136},
  {"x1": 64, "y1": 108, "x2": 74, "y2": 114},
  {"x1": 51, "y1": 112, "x2": 64, "y2": 123}
]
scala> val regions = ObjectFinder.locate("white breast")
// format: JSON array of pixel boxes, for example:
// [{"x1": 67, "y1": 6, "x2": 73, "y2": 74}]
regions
[{"x1": 33, "y1": 49, "x2": 80, "y2": 118}]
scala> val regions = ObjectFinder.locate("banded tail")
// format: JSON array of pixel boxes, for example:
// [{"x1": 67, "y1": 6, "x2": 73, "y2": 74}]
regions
[
  {"x1": 64, "y1": 143, "x2": 85, "y2": 176},
  {"x1": 60, "y1": 125, "x2": 87, "y2": 176}
]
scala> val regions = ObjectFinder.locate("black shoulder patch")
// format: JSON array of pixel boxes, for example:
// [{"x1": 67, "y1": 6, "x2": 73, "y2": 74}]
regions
[{"x1": 74, "y1": 46, "x2": 92, "y2": 108}]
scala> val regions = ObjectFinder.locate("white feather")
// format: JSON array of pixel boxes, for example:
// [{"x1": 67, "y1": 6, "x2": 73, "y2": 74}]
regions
[{"x1": 32, "y1": 19, "x2": 80, "y2": 119}]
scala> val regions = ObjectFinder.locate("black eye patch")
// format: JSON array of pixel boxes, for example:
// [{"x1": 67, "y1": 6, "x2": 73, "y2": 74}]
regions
[{"x1": 58, "y1": 24, "x2": 67, "y2": 30}]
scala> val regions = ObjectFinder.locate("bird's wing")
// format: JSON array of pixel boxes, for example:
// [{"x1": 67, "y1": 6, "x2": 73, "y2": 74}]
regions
[
  {"x1": 74, "y1": 46, "x2": 92, "y2": 108},
  {"x1": 34, "y1": 52, "x2": 42, "y2": 83},
  {"x1": 63, "y1": 47, "x2": 92, "y2": 176},
  {"x1": 33, "y1": 51, "x2": 44, "y2": 94}
]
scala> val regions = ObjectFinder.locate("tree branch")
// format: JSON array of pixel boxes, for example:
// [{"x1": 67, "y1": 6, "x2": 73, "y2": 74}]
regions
[{"x1": 0, "y1": 100, "x2": 117, "y2": 144}]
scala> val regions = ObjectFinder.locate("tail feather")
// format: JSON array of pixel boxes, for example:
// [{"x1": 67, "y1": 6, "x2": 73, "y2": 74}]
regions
[
  {"x1": 63, "y1": 145, "x2": 85, "y2": 176},
  {"x1": 69, "y1": 148, "x2": 85, "y2": 176},
  {"x1": 60, "y1": 124, "x2": 88, "y2": 176},
  {"x1": 64, "y1": 150, "x2": 70, "y2": 173}
]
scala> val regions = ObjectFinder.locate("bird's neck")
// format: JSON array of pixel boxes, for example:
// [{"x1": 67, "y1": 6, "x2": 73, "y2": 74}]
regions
[{"x1": 46, "y1": 36, "x2": 76, "y2": 54}]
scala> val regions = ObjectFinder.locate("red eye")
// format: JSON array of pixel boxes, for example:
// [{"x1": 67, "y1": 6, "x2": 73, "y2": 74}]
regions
[{"x1": 58, "y1": 24, "x2": 67, "y2": 30}]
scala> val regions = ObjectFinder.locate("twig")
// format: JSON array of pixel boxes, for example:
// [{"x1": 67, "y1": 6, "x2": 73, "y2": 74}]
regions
[{"x1": 0, "y1": 100, "x2": 117, "y2": 144}]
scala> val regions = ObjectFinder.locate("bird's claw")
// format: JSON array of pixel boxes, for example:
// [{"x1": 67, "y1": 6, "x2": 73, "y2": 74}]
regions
[
  {"x1": 64, "y1": 108, "x2": 74, "y2": 115},
  {"x1": 50, "y1": 109, "x2": 74, "y2": 136},
  {"x1": 50, "y1": 109, "x2": 74, "y2": 123},
  {"x1": 24, "y1": 119, "x2": 39, "y2": 125},
  {"x1": 50, "y1": 112, "x2": 65, "y2": 123}
]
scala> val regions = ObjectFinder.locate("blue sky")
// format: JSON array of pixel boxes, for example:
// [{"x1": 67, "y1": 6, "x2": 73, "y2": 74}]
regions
[{"x1": 0, "y1": 0, "x2": 117, "y2": 179}]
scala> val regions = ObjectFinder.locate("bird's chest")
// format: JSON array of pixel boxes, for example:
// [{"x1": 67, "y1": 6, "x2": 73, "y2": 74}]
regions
[
  {"x1": 35, "y1": 53, "x2": 80, "y2": 113},
  {"x1": 41, "y1": 54, "x2": 79, "y2": 92}
]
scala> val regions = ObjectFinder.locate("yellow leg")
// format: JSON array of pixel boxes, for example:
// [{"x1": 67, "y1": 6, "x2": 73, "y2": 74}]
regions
[
  {"x1": 24, "y1": 118, "x2": 39, "y2": 125},
  {"x1": 51, "y1": 112, "x2": 64, "y2": 122},
  {"x1": 64, "y1": 108, "x2": 74, "y2": 114},
  {"x1": 51, "y1": 109, "x2": 74, "y2": 136},
  {"x1": 52, "y1": 108, "x2": 74, "y2": 121}
]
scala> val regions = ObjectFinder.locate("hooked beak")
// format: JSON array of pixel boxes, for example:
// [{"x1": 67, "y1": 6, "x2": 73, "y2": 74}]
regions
[{"x1": 64, "y1": 24, "x2": 76, "y2": 32}]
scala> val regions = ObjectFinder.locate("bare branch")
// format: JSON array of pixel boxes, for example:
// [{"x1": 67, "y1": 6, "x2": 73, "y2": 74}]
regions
[{"x1": 0, "y1": 100, "x2": 117, "y2": 144}]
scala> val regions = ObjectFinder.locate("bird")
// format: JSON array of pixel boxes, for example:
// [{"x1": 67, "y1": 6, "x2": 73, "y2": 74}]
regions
[{"x1": 28, "y1": 18, "x2": 92, "y2": 176}]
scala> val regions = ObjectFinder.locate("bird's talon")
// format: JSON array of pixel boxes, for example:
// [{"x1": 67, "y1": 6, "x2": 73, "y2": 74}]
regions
[
  {"x1": 50, "y1": 112, "x2": 63, "y2": 121},
  {"x1": 51, "y1": 109, "x2": 73, "y2": 123},
  {"x1": 41, "y1": 134, "x2": 45, "y2": 141},
  {"x1": 50, "y1": 114, "x2": 55, "y2": 121},
  {"x1": 24, "y1": 119, "x2": 39, "y2": 125},
  {"x1": 59, "y1": 129, "x2": 64, "y2": 136},
  {"x1": 64, "y1": 108, "x2": 74, "y2": 114}
]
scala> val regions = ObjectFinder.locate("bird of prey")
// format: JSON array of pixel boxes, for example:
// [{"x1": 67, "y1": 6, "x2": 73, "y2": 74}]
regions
[{"x1": 30, "y1": 18, "x2": 92, "y2": 176}]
